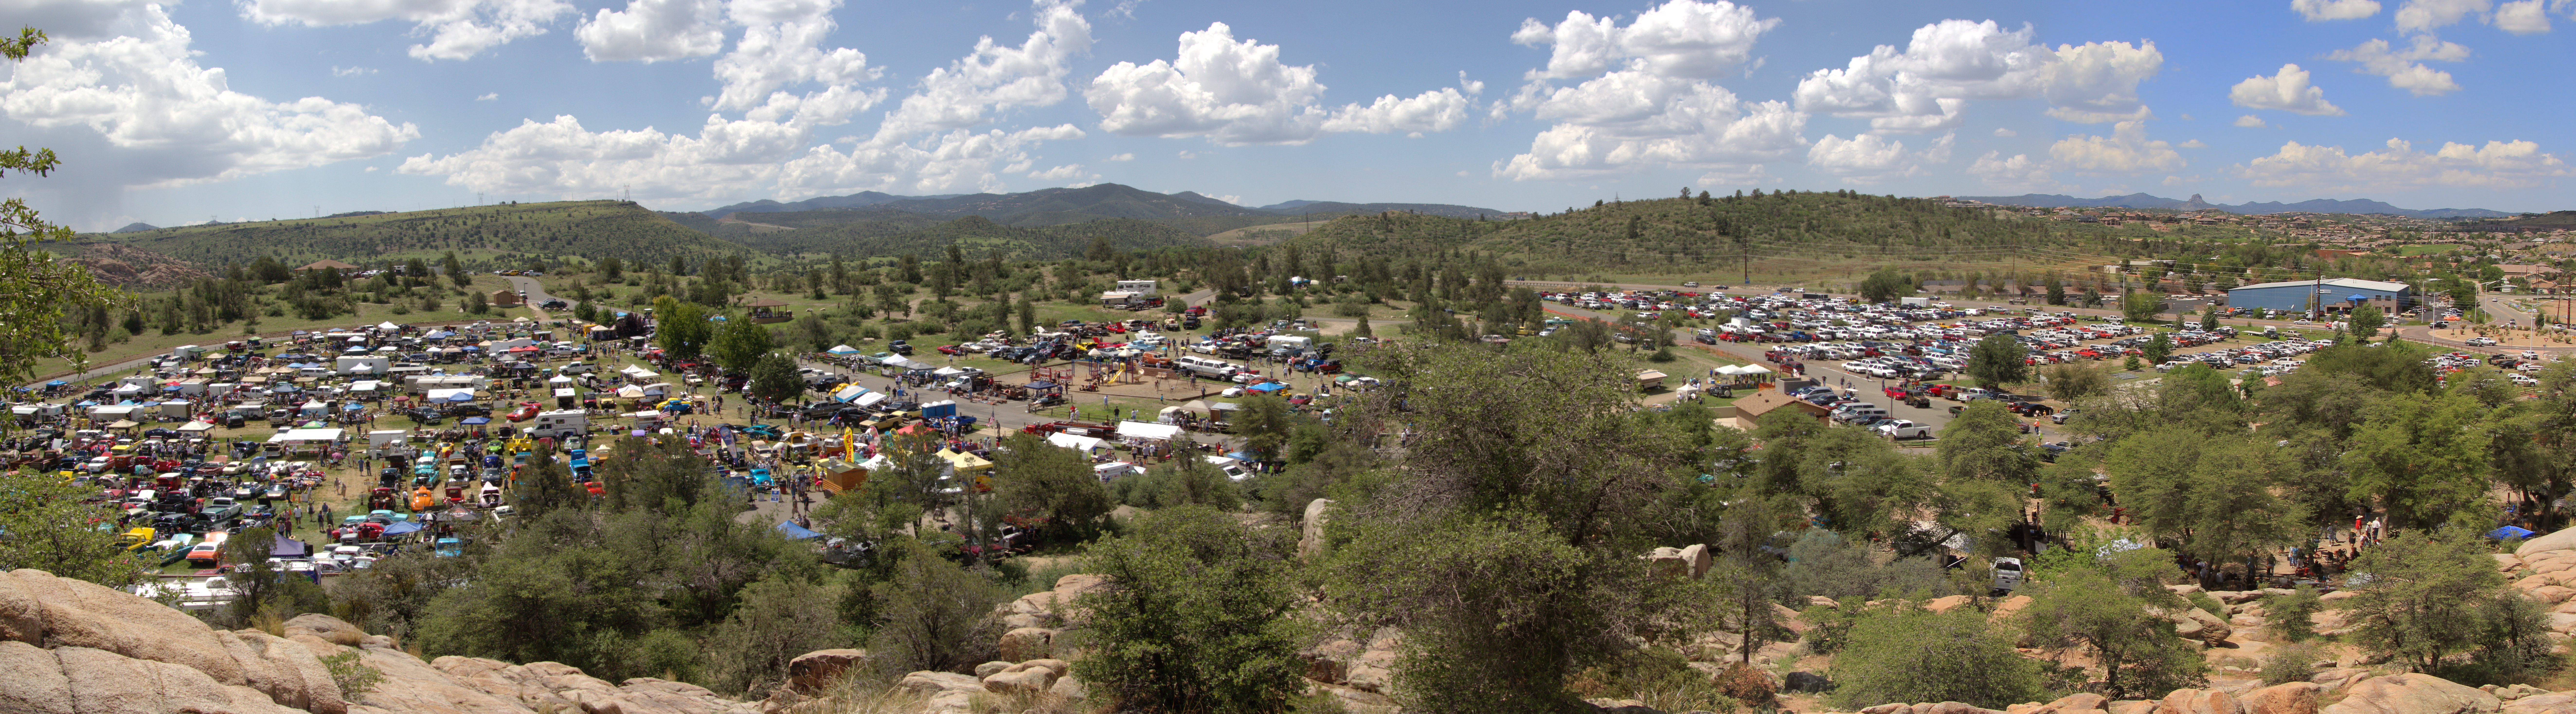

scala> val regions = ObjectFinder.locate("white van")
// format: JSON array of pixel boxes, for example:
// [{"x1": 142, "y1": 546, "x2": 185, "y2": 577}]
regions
[
  {"x1": 528, "y1": 410, "x2": 588, "y2": 439},
  {"x1": 1174, "y1": 356, "x2": 1239, "y2": 378}
]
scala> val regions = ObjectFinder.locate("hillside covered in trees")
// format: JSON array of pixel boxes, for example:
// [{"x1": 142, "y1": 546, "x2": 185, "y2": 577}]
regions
[{"x1": 79, "y1": 200, "x2": 736, "y2": 270}]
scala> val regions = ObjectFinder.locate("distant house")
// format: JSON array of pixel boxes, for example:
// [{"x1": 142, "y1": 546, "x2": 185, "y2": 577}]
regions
[
  {"x1": 2498, "y1": 264, "x2": 2563, "y2": 281},
  {"x1": 490, "y1": 289, "x2": 521, "y2": 307},
  {"x1": 1729, "y1": 388, "x2": 1829, "y2": 430},
  {"x1": 294, "y1": 259, "x2": 360, "y2": 273}
]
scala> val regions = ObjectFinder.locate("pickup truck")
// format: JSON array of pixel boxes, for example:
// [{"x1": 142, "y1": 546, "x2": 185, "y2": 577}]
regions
[{"x1": 1877, "y1": 420, "x2": 1934, "y2": 440}]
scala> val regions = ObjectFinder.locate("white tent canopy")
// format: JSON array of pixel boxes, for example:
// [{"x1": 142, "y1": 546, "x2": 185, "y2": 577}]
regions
[
  {"x1": 1046, "y1": 432, "x2": 1105, "y2": 452},
  {"x1": 1116, "y1": 421, "x2": 1182, "y2": 441},
  {"x1": 269, "y1": 428, "x2": 344, "y2": 442}
]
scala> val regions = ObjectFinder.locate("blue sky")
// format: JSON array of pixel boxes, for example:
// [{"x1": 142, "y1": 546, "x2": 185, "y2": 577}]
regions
[{"x1": 1, "y1": 0, "x2": 2568, "y2": 231}]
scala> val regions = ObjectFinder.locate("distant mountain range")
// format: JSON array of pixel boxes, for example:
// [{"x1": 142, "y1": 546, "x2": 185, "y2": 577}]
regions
[
  {"x1": 706, "y1": 184, "x2": 1505, "y2": 221},
  {"x1": 1954, "y1": 193, "x2": 2513, "y2": 219},
  {"x1": 111, "y1": 222, "x2": 158, "y2": 233}
]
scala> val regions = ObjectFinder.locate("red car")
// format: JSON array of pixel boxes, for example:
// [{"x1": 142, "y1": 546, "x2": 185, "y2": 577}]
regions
[
  {"x1": 506, "y1": 403, "x2": 540, "y2": 422},
  {"x1": 937, "y1": 345, "x2": 962, "y2": 355}
]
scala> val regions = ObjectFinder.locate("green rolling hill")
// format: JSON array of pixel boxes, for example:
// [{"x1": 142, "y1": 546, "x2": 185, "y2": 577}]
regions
[{"x1": 81, "y1": 200, "x2": 741, "y2": 269}]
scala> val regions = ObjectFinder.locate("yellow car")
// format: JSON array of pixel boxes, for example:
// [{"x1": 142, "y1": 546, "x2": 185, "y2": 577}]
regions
[{"x1": 117, "y1": 527, "x2": 156, "y2": 552}]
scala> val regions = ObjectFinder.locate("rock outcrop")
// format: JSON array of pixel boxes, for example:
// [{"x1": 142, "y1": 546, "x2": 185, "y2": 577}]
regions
[{"x1": 2322, "y1": 673, "x2": 2501, "y2": 714}]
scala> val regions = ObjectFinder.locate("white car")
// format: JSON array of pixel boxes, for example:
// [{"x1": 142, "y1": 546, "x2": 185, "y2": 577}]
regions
[{"x1": 1877, "y1": 420, "x2": 1933, "y2": 439}]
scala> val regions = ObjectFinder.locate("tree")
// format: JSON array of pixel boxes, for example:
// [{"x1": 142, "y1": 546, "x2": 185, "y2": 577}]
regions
[
  {"x1": 652, "y1": 296, "x2": 714, "y2": 361},
  {"x1": 701, "y1": 576, "x2": 851, "y2": 695},
  {"x1": 2341, "y1": 392, "x2": 2492, "y2": 529},
  {"x1": 462, "y1": 290, "x2": 488, "y2": 315},
  {"x1": 1013, "y1": 295, "x2": 1035, "y2": 335},
  {"x1": 1858, "y1": 267, "x2": 1912, "y2": 304},
  {"x1": 707, "y1": 316, "x2": 776, "y2": 373},
  {"x1": 2143, "y1": 332, "x2": 2173, "y2": 366},
  {"x1": 1828, "y1": 605, "x2": 2045, "y2": 709},
  {"x1": 2042, "y1": 362, "x2": 2111, "y2": 402},
  {"x1": 2121, "y1": 291, "x2": 2163, "y2": 322},
  {"x1": 2349, "y1": 302, "x2": 2385, "y2": 342},
  {"x1": 2045, "y1": 275, "x2": 2065, "y2": 306},
  {"x1": 1232, "y1": 396, "x2": 1297, "y2": 461},
  {"x1": 989, "y1": 432, "x2": 1115, "y2": 543},
  {"x1": 1077, "y1": 506, "x2": 1308, "y2": 713},
  {"x1": 0, "y1": 28, "x2": 124, "y2": 389},
  {"x1": 2346, "y1": 529, "x2": 2510, "y2": 673},
  {"x1": 1324, "y1": 344, "x2": 1719, "y2": 713},
  {"x1": 868, "y1": 539, "x2": 1004, "y2": 675},
  {"x1": 2016, "y1": 547, "x2": 2208, "y2": 699},
  {"x1": 1966, "y1": 332, "x2": 2030, "y2": 389},
  {"x1": 2199, "y1": 307, "x2": 2221, "y2": 332},
  {"x1": 1353, "y1": 314, "x2": 1373, "y2": 338},
  {"x1": 0, "y1": 470, "x2": 149, "y2": 586},
  {"x1": 443, "y1": 251, "x2": 470, "y2": 288},
  {"x1": 745, "y1": 353, "x2": 803, "y2": 405},
  {"x1": 600, "y1": 256, "x2": 623, "y2": 281}
]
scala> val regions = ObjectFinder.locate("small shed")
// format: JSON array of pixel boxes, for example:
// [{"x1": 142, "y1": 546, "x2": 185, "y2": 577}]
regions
[{"x1": 491, "y1": 289, "x2": 522, "y2": 307}]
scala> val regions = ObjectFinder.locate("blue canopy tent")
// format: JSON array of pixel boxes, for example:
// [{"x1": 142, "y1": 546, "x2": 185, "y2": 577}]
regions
[
  {"x1": 2487, "y1": 525, "x2": 2536, "y2": 540},
  {"x1": 774, "y1": 520, "x2": 823, "y2": 540},
  {"x1": 382, "y1": 521, "x2": 424, "y2": 536},
  {"x1": 1247, "y1": 382, "x2": 1288, "y2": 393},
  {"x1": 272, "y1": 535, "x2": 310, "y2": 558},
  {"x1": 45, "y1": 380, "x2": 67, "y2": 386},
  {"x1": 460, "y1": 417, "x2": 491, "y2": 425}
]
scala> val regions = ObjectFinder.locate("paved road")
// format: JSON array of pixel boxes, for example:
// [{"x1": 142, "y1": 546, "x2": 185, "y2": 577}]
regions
[{"x1": 507, "y1": 276, "x2": 569, "y2": 320}]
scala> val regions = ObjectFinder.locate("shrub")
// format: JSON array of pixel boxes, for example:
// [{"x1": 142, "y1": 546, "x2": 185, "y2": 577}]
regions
[
  {"x1": 2262, "y1": 641, "x2": 2320, "y2": 686},
  {"x1": 2269, "y1": 585, "x2": 2323, "y2": 642},
  {"x1": 867, "y1": 540, "x2": 1003, "y2": 676},
  {"x1": 321, "y1": 651, "x2": 385, "y2": 698},
  {"x1": 1076, "y1": 506, "x2": 1306, "y2": 713},
  {"x1": 1827, "y1": 606, "x2": 2044, "y2": 710}
]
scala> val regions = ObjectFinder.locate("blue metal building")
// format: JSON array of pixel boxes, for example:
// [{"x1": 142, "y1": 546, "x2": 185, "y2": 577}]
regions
[{"x1": 2226, "y1": 278, "x2": 2414, "y2": 314}]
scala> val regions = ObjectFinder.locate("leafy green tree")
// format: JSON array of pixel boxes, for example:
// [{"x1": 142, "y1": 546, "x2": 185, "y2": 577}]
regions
[
  {"x1": 1827, "y1": 605, "x2": 2045, "y2": 709},
  {"x1": 2305, "y1": 340, "x2": 2438, "y2": 394},
  {"x1": 1077, "y1": 506, "x2": 1308, "y2": 712},
  {"x1": 2016, "y1": 547, "x2": 2208, "y2": 699},
  {"x1": 1858, "y1": 267, "x2": 1912, "y2": 304},
  {"x1": 2045, "y1": 275, "x2": 2065, "y2": 306},
  {"x1": 868, "y1": 539, "x2": 1004, "y2": 675},
  {"x1": 653, "y1": 296, "x2": 714, "y2": 360},
  {"x1": 1324, "y1": 345, "x2": 1719, "y2": 713},
  {"x1": 989, "y1": 432, "x2": 1114, "y2": 543},
  {"x1": 2143, "y1": 332, "x2": 2173, "y2": 366},
  {"x1": 2200, "y1": 307, "x2": 2221, "y2": 331},
  {"x1": 707, "y1": 315, "x2": 776, "y2": 373},
  {"x1": 2342, "y1": 392, "x2": 2493, "y2": 528},
  {"x1": 1965, "y1": 333, "x2": 2029, "y2": 390},
  {"x1": 2042, "y1": 362, "x2": 2110, "y2": 402},
  {"x1": 701, "y1": 575, "x2": 852, "y2": 695},
  {"x1": 1231, "y1": 395, "x2": 1297, "y2": 461},
  {"x1": 2348, "y1": 302, "x2": 2385, "y2": 342},
  {"x1": 2121, "y1": 291, "x2": 2163, "y2": 322},
  {"x1": 0, "y1": 470, "x2": 149, "y2": 586},
  {"x1": 2346, "y1": 529, "x2": 2509, "y2": 673},
  {"x1": 443, "y1": 251, "x2": 470, "y2": 288},
  {"x1": 746, "y1": 353, "x2": 803, "y2": 406}
]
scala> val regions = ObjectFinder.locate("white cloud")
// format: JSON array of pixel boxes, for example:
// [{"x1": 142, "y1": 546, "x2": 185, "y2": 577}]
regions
[
  {"x1": 2236, "y1": 115, "x2": 2269, "y2": 127},
  {"x1": 2492, "y1": 0, "x2": 2553, "y2": 32},
  {"x1": 2395, "y1": 0, "x2": 2490, "y2": 32},
  {"x1": 2180, "y1": 139, "x2": 2208, "y2": 148},
  {"x1": 0, "y1": 4, "x2": 417, "y2": 190},
  {"x1": 1320, "y1": 88, "x2": 1471, "y2": 136},
  {"x1": 2237, "y1": 136, "x2": 2571, "y2": 190},
  {"x1": 1084, "y1": 22, "x2": 1322, "y2": 144},
  {"x1": 1176, "y1": 150, "x2": 1195, "y2": 158},
  {"x1": 476, "y1": 92, "x2": 498, "y2": 100},
  {"x1": 1792, "y1": 19, "x2": 2162, "y2": 133},
  {"x1": 1495, "y1": 1, "x2": 1805, "y2": 181},
  {"x1": 1966, "y1": 150, "x2": 2063, "y2": 191},
  {"x1": 1807, "y1": 132, "x2": 1952, "y2": 184},
  {"x1": 1027, "y1": 163, "x2": 1085, "y2": 181},
  {"x1": 1993, "y1": 127, "x2": 2016, "y2": 137},
  {"x1": 2325, "y1": 35, "x2": 2468, "y2": 95},
  {"x1": 239, "y1": 0, "x2": 573, "y2": 61},
  {"x1": 878, "y1": 0, "x2": 1090, "y2": 136},
  {"x1": 708, "y1": 0, "x2": 881, "y2": 122},
  {"x1": 1106, "y1": 152, "x2": 1134, "y2": 161},
  {"x1": 1509, "y1": 1, "x2": 1773, "y2": 82},
  {"x1": 332, "y1": 65, "x2": 376, "y2": 77},
  {"x1": 1085, "y1": 20, "x2": 1467, "y2": 145},
  {"x1": 2291, "y1": 0, "x2": 2383, "y2": 20},
  {"x1": 575, "y1": 0, "x2": 724, "y2": 62},
  {"x1": 400, "y1": 114, "x2": 810, "y2": 199},
  {"x1": 2049, "y1": 120, "x2": 2183, "y2": 173},
  {"x1": 2229, "y1": 63, "x2": 2345, "y2": 115},
  {"x1": 403, "y1": 0, "x2": 1093, "y2": 201}
]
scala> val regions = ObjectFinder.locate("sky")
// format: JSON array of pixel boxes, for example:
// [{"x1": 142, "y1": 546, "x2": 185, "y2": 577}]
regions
[{"x1": 0, "y1": 0, "x2": 2569, "y2": 231}]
